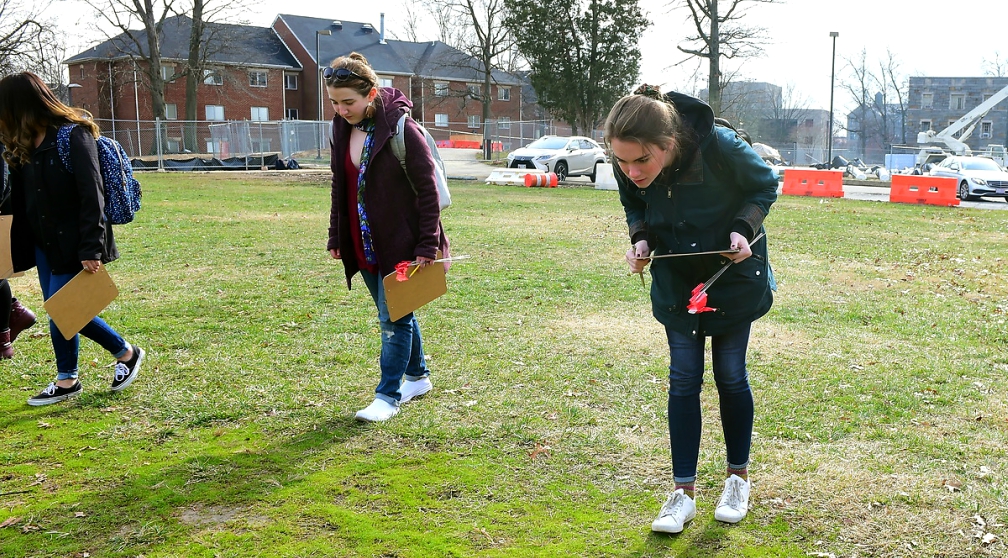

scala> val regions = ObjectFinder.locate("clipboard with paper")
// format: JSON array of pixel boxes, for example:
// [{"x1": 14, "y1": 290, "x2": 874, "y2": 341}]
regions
[
  {"x1": 382, "y1": 250, "x2": 447, "y2": 322},
  {"x1": 43, "y1": 266, "x2": 119, "y2": 340}
]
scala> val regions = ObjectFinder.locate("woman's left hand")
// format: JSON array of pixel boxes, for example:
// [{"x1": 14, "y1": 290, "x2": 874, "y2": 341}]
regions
[
  {"x1": 415, "y1": 255, "x2": 435, "y2": 268},
  {"x1": 81, "y1": 260, "x2": 101, "y2": 273},
  {"x1": 725, "y1": 232, "x2": 752, "y2": 263}
]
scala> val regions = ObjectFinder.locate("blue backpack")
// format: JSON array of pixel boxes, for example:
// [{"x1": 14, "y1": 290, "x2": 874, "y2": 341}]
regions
[{"x1": 56, "y1": 124, "x2": 142, "y2": 225}]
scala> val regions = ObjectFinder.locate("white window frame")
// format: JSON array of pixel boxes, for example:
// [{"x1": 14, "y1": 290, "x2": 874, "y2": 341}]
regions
[
  {"x1": 920, "y1": 120, "x2": 931, "y2": 132},
  {"x1": 434, "y1": 81, "x2": 449, "y2": 97},
  {"x1": 205, "y1": 104, "x2": 225, "y2": 121},
  {"x1": 284, "y1": 74, "x2": 298, "y2": 90},
  {"x1": 203, "y1": 69, "x2": 223, "y2": 86},
  {"x1": 498, "y1": 86, "x2": 511, "y2": 101},
  {"x1": 285, "y1": 108, "x2": 299, "y2": 120},
  {"x1": 499, "y1": 117, "x2": 510, "y2": 130},
  {"x1": 467, "y1": 83, "x2": 481, "y2": 98},
  {"x1": 949, "y1": 120, "x2": 962, "y2": 139},
  {"x1": 467, "y1": 115, "x2": 480, "y2": 129},
  {"x1": 435, "y1": 113, "x2": 448, "y2": 127},
  {"x1": 980, "y1": 120, "x2": 993, "y2": 139},
  {"x1": 165, "y1": 103, "x2": 178, "y2": 120},
  {"x1": 921, "y1": 92, "x2": 933, "y2": 108},
  {"x1": 249, "y1": 70, "x2": 268, "y2": 88},
  {"x1": 379, "y1": 77, "x2": 393, "y2": 88},
  {"x1": 949, "y1": 93, "x2": 966, "y2": 111},
  {"x1": 250, "y1": 106, "x2": 269, "y2": 121},
  {"x1": 161, "y1": 64, "x2": 175, "y2": 82}
]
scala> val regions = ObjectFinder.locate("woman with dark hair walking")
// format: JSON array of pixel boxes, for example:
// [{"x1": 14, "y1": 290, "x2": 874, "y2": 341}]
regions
[{"x1": 0, "y1": 72, "x2": 144, "y2": 405}]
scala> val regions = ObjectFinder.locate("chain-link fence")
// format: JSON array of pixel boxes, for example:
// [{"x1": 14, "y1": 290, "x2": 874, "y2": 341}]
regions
[
  {"x1": 96, "y1": 117, "x2": 597, "y2": 171},
  {"x1": 96, "y1": 118, "x2": 334, "y2": 170}
]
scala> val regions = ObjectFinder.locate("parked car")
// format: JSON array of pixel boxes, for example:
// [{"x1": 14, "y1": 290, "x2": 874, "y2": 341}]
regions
[
  {"x1": 506, "y1": 135, "x2": 607, "y2": 182},
  {"x1": 928, "y1": 155, "x2": 1008, "y2": 201}
]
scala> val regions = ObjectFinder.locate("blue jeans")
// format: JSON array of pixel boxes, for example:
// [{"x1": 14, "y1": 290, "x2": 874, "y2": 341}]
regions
[
  {"x1": 35, "y1": 247, "x2": 129, "y2": 380},
  {"x1": 665, "y1": 324, "x2": 754, "y2": 484},
  {"x1": 359, "y1": 270, "x2": 430, "y2": 405}
]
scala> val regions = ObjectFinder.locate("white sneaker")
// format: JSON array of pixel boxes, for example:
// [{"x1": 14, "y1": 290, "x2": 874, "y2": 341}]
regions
[
  {"x1": 714, "y1": 474, "x2": 751, "y2": 524},
  {"x1": 651, "y1": 489, "x2": 696, "y2": 534},
  {"x1": 400, "y1": 377, "x2": 432, "y2": 404},
  {"x1": 355, "y1": 398, "x2": 399, "y2": 422}
]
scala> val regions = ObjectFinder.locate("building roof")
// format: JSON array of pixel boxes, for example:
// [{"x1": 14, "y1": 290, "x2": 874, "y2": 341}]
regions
[
  {"x1": 276, "y1": 13, "x2": 520, "y2": 85},
  {"x1": 66, "y1": 15, "x2": 301, "y2": 70}
]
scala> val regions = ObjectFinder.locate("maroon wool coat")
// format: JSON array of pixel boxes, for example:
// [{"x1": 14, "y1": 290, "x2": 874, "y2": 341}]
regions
[{"x1": 327, "y1": 87, "x2": 449, "y2": 289}]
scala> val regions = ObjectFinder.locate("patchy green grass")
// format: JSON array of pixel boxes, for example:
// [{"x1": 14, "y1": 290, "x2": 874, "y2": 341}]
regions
[{"x1": 1, "y1": 172, "x2": 1006, "y2": 557}]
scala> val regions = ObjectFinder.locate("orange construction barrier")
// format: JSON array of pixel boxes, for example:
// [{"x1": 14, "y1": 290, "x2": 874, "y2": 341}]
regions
[
  {"x1": 524, "y1": 172, "x2": 558, "y2": 188},
  {"x1": 781, "y1": 169, "x2": 844, "y2": 198},
  {"x1": 889, "y1": 174, "x2": 959, "y2": 206}
]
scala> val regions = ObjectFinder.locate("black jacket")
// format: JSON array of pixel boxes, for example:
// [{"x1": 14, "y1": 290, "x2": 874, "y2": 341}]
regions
[{"x1": 7, "y1": 125, "x2": 118, "y2": 274}]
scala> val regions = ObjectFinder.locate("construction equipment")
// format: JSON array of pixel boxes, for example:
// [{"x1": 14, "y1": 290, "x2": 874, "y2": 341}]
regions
[{"x1": 916, "y1": 84, "x2": 1008, "y2": 167}]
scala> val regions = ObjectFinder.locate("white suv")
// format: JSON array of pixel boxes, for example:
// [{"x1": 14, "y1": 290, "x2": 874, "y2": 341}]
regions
[{"x1": 506, "y1": 135, "x2": 608, "y2": 182}]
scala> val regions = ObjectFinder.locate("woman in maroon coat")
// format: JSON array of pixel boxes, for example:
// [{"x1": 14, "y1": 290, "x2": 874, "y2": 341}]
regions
[{"x1": 326, "y1": 52, "x2": 449, "y2": 422}]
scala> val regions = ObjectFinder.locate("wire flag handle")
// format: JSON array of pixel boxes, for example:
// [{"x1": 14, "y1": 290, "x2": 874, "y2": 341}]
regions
[{"x1": 687, "y1": 232, "x2": 766, "y2": 314}]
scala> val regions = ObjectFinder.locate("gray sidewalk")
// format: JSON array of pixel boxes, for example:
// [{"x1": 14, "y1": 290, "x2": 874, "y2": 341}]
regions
[{"x1": 439, "y1": 148, "x2": 496, "y2": 180}]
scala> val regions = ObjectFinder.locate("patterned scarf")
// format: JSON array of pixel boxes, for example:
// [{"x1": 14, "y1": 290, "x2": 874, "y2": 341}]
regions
[{"x1": 354, "y1": 118, "x2": 377, "y2": 264}]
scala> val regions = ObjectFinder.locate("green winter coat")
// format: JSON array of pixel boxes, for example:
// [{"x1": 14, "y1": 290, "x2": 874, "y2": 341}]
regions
[{"x1": 615, "y1": 92, "x2": 778, "y2": 338}]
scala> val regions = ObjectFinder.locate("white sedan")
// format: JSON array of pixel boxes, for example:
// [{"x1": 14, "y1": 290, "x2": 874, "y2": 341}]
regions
[{"x1": 929, "y1": 156, "x2": 1008, "y2": 201}]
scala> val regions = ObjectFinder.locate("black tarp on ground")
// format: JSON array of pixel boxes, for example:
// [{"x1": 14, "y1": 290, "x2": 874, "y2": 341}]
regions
[{"x1": 130, "y1": 153, "x2": 282, "y2": 171}]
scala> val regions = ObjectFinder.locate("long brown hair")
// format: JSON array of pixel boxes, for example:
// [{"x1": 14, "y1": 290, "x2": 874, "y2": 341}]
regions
[
  {"x1": 0, "y1": 72, "x2": 100, "y2": 167},
  {"x1": 604, "y1": 84, "x2": 687, "y2": 165}
]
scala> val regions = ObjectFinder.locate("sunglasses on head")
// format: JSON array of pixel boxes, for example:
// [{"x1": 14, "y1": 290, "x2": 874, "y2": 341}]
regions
[{"x1": 323, "y1": 67, "x2": 367, "y2": 84}]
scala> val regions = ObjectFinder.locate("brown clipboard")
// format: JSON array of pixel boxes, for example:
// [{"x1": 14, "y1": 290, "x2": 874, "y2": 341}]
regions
[
  {"x1": 43, "y1": 266, "x2": 119, "y2": 340},
  {"x1": 0, "y1": 215, "x2": 12, "y2": 279},
  {"x1": 382, "y1": 250, "x2": 446, "y2": 322}
]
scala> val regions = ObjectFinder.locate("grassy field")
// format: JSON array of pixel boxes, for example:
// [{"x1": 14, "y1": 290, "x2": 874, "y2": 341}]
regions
[{"x1": 1, "y1": 172, "x2": 1006, "y2": 557}]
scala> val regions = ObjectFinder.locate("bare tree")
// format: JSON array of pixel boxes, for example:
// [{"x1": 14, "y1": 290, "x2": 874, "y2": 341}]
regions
[
  {"x1": 878, "y1": 49, "x2": 908, "y2": 145},
  {"x1": 669, "y1": 0, "x2": 778, "y2": 116},
  {"x1": 983, "y1": 52, "x2": 1007, "y2": 77},
  {"x1": 180, "y1": 1, "x2": 249, "y2": 151},
  {"x1": 428, "y1": 0, "x2": 514, "y2": 156},
  {"x1": 0, "y1": 0, "x2": 58, "y2": 75},
  {"x1": 83, "y1": 0, "x2": 175, "y2": 123},
  {"x1": 841, "y1": 48, "x2": 875, "y2": 160}
]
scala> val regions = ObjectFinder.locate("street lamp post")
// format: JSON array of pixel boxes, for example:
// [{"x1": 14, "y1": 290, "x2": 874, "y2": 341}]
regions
[
  {"x1": 828, "y1": 31, "x2": 839, "y2": 167},
  {"x1": 316, "y1": 29, "x2": 332, "y2": 159}
]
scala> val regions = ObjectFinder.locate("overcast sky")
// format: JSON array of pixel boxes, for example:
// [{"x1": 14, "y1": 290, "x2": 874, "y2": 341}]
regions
[{"x1": 53, "y1": 0, "x2": 1008, "y2": 115}]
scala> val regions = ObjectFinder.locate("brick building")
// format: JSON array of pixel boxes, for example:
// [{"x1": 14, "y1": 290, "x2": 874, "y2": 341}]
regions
[{"x1": 65, "y1": 13, "x2": 528, "y2": 155}]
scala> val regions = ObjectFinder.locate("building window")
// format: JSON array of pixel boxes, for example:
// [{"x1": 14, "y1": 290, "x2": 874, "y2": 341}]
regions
[
  {"x1": 379, "y1": 77, "x2": 393, "y2": 88},
  {"x1": 949, "y1": 93, "x2": 966, "y2": 111},
  {"x1": 919, "y1": 120, "x2": 931, "y2": 132},
  {"x1": 204, "y1": 70, "x2": 223, "y2": 86},
  {"x1": 498, "y1": 86, "x2": 511, "y2": 101},
  {"x1": 79, "y1": 65, "x2": 84, "y2": 79},
  {"x1": 434, "y1": 82, "x2": 449, "y2": 97},
  {"x1": 285, "y1": 108, "x2": 299, "y2": 120},
  {"x1": 499, "y1": 117, "x2": 510, "y2": 130},
  {"x1": 161, "y1": 64, "x2": 175, "y2": 82},
  {"x1": 921, "y1": 92, "x2": 933, "y2": 108},
  {"x1": 251, "y1": 138, "x2": 272, "y2": 152},
  {"x1": 206, "y1": 105, "x2": 225, "y2": 121},
  {"x1": 804, "y1": 118, "x2": 814, "y2": 128},
  {"x1": 435, "y1": 113, "x2": 448, "y2": 127},
  {"x1": 251, "y1": 107, "x2": 269, "y2": 121},
  {"x1": 207, "y1": 140, "x2": 221, "y2": 154},
  {"x1": 167, "y1": 139, "x2": 180, "y2": 152},
  {"x1": 249, "y1": 70, "x2": 268, "y2": 88},
  {"x1": 468, "y1": 115, "x2": 480, "y2": 129},
  {"x1": 980, "y1": 121, "x2": 993, "y2": 139},
  {"x1": 284, "y1": 74, "x2": 298, "y2": 90},
  {"x1": 165, "y1": 103, "x2": 178, "y2": 120},
  {"x1": 467, "y1": 83, "x2": 481, "y2": 98}
]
